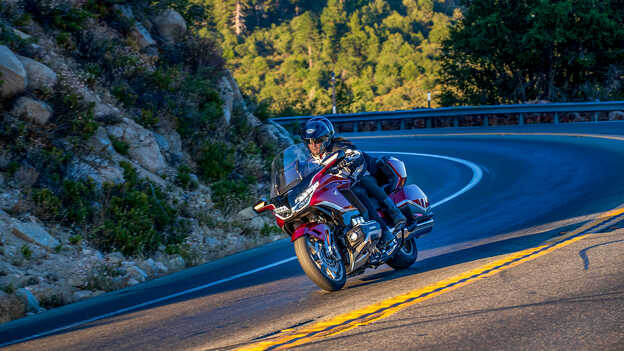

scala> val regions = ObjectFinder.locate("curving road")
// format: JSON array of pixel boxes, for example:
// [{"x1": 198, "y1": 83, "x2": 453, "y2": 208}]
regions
[{"x1": 2, "y1": 122, "x2": 624, "y2": 350}]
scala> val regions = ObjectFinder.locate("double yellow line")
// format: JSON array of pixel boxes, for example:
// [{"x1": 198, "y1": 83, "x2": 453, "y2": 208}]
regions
[{"x1": 238, "y1": 206, "x2": 624, "y2": 350}]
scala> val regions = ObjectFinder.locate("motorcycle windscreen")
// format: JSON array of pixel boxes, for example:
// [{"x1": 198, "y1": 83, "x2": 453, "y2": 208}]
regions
[{"x1": 270, "y1": 144, "x2": 320, "y2": 198}]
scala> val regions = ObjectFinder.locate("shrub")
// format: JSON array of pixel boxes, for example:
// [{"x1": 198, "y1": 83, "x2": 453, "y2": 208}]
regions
[
  {"x1": 48, "y1": 85, "x2": 99, "y2": 143},
  {"x1": 21, "y1": 245, "x2": 32, "y2": 259},
  {"x1": 62, "y1": 179, "x2": 97, "y2": 225},
  {"x1": 2, "y1": 283, "x2": 15, "y2": 294},
  {"x1": 111, "y1": 82, "x2": 138, "y2": 106},
  {"x1": 211, "y1": 179, "x2": 251, "y2": 213},
  {"x1": 91, "y1": 161, "x2": 190, "y2": 256},
  {"x1": 110, "y1": 136, "x2": 129, "y2": 155},
  {"x1": 138, "y1": 108, "x2": 159, "y2": 128},
  {"x1": 56, "y1": 31, "x2": 75, "y2": 51},
  {"x1": 32, "y1": 188, "x2": 61, "y2": 221},
  {"x1": 69, "y1": 235, "x2": 82, "y2": 245},
  {"x1": 175, "y1": 164, "x2": 197, "y2": 190},
  {"x1": 197, "y1": 140, "x2": 234, "y2": 181}
]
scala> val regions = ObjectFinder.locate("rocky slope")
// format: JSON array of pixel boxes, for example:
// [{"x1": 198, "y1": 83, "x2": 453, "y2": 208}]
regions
[{"x1": 0, "y1": 0, "x2": 293, "y2": 323}]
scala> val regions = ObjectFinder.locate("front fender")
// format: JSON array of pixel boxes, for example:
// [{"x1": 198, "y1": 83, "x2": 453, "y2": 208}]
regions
[{"x1": 291, "y1": 223, "x2": 329, "y2": 242}]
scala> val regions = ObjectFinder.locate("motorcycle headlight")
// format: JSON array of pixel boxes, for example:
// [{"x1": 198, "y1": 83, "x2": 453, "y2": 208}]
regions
[{"x1": 293, "y1": 181, "x2": 319, "y2": 212}]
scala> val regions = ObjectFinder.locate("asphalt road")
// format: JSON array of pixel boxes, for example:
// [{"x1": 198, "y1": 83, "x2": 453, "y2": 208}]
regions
[{"x1": 2, "y1": 122, "x2": 624, "y2": 350}]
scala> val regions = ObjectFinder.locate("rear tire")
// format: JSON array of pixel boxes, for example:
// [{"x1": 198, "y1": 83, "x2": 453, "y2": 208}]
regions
[
  {"x1": 386, "y1": 236, "x2": 418, "y2": 270},
  {"x1": 294, "y1": 235, "x2": 346, "y2": 291}
]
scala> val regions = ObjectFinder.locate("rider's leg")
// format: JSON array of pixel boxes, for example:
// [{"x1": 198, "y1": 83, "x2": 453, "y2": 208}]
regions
[
  {"x1": 358, "y1": 175, "x2": 406, "y2": 227},
  {"x1": 353, "y1": 183, "x2": 397, "y2": 252}
]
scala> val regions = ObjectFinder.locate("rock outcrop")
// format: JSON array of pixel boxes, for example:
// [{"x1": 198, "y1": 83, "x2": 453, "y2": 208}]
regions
[
  {"x1": 0, "y1": 45, "x2": 27, "y2": 98},
  {"x1": 11, "y1": 96, "x2": 53, "y2": 125},
  {"x1": 17, "y1": 55, "x2": 57, "y2": 91},
  {"x1": 153, "y1": 9, "x2": 187, "y2": 43}
]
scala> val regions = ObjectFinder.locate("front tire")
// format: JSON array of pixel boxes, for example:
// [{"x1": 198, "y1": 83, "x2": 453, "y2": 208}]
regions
[
  {"x1": 386, "y1": 236, "x2": 418, "y2": 270},
  {"x1": 294, "y1": 235, "x2": 346, "y2": 291}
]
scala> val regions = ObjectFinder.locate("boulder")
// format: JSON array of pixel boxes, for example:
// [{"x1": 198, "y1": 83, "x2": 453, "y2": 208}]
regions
[
  {"x1": 153, "y1": 130, "x2": 183, "y2": 162},
  {"x1": 154, "y1": 261, "x2": 168, "y2": 274},
  {"x1": 11, "y1": 28, "x2": 31, "y2": 41},
  {"x1": 67, "y1": 156, "x2": 125, "y2": 186},
  {"x1": 255, "y1": 122, "x2": 294, "y2": 151},
  {"x1": 237, "y1": 207, "x2": 268, "y2": 231},
  {"x1": 88, "y1": 126, "x2": 115, "y2": 154},
  {"x1": 0, "y1": 189, "x2": 21, "y2": 212},
  {"x1": 138, "y1": 258, "x2": 157, "y2": 276},
  {"x1": 16, "y1": 288, "x2": 41, "y2": 314},
  {"x1": 106, "y1": 118, "x2": 167, "y2": 174},
  {"x1": 153, "y1": 9, "x2": 187, "y2": 43},
  {"x1": 72, "y1": 290, "x2": 94, "y2": 302},
  {"x1": 217, "y1": 75, "x2": 234, "y2": 125},
  {"x1": 11, "y1": 219, "x2": 60, "y2": 250},
  {"x1": 127, "y1": 266, "x2": 148, "y2": 283},
  {"x1": 131, "y1": 23, "x2": 156, "y2": 49},
  {"x1": 11, "y1": 97, "x2": 53, "y2": 125},
  {"x1": 17, "y1": 56, "x2": 57, "y2": 91},
  {"x1": 0, "y1": 45, "x2": 27, "y2": 98},
  {"x1": 106, "y1": 252, "x2": 125, "y2": 265},
  {"x1": 0, "y1": 291, "x2": 25, "y2": 323},
  {"x1": 113, "y1": 4, "x2": 134, "y2": 19},
  {"x1": 167, "y1": 255, "x2": 185, "y2": 271},
  {"x1": 75, "y1": 86, "x2": 120, "y2": 119}
]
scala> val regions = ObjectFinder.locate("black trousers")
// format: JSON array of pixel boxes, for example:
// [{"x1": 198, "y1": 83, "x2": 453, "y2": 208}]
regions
[
  {"x1": 358, "y1": 175, "x2": 389, "y2": 205},
  {"x1": 352, "y1": 175, "x2": 390, "y2": 226}
]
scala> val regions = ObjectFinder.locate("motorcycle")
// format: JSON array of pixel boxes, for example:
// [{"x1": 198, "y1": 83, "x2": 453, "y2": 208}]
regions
[{"x1": 253, "y1": 144, "x2": 434, "y2": 291}]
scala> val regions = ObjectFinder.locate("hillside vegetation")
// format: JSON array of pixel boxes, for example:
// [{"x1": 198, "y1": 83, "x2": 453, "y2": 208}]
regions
[
  {"x1": 0, "y1": 0, "x2": 292, "y2": 322},
  {"x1": 203, "y1": 0, "x2": 623, "y2": 115},
  {"x1": 203, "y1": 0, "x2": 460, "y2": 115}
]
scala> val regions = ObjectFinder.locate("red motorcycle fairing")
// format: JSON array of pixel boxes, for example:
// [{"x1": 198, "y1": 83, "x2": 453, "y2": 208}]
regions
[
  {"x1": 310, "y1": 174, "x2": 354, "y2": 212},
  {"x1": 291, "y1": 222, "x2": 330, "y2": 242},
  {"x1": 390, "y1": 184, "x2": 430, "y2": 210}
]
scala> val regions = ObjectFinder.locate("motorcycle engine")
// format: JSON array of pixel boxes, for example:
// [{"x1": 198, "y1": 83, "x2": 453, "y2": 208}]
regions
[{"x1": 345, "y1": 220, "x2": 382, "y2": 273}]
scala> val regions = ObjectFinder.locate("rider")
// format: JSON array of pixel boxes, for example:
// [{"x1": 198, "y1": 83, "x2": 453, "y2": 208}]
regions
[{"x1": 301, "y1": 117, "x2": 406, "y2": 248}]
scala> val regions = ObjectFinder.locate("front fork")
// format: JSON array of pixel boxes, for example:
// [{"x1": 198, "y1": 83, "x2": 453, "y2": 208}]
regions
[{"x1": 324, "y1": 229, "x2": 339, "y2": 260}]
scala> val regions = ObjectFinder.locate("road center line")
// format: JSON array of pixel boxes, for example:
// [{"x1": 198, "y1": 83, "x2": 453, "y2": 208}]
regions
[{"x1": 237, "y1": 205, "x2": 624, "y2": 350}]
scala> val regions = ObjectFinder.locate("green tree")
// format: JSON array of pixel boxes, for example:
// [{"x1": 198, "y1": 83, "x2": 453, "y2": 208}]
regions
[{"x1": 440, "y1": 0, "x2": 624, "y2": 106}]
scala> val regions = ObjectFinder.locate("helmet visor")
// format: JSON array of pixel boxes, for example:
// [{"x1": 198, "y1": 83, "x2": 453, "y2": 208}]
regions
[{"x1": 305, "y1": 136, "x2": 329, "y2": 145}]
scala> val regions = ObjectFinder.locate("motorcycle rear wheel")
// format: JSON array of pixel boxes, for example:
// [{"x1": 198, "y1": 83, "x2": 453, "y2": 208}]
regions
[
  {"x1": 294, "y1": 235, "x2": 346, "y2": 291},
  {"x1": 386, "y1": 236, "x2": 418, "y2": 270}
]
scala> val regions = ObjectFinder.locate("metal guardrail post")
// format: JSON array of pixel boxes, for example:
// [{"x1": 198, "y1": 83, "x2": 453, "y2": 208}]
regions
[
  {"x1": 483, "y1": 115, "x2": 489, "y2": 127},
  {"x1": 519, "y1": 113, "x2": 525, "y2": 125},
  {"x1": 453, "y1": 117, "x2": 459, "y2": 127},
  {"x1": 426, "y1": 118, "x2": 431, "y2": 128},
  {"x1": 353, "y1": 122, "x2": 358, "y2": 132},
  {"x1": 593, "y1": 111, "x2": 599, "y2": 122},
  {"x1": 554, "y1": 112, "x2": 559, "y2": 124},
  {"x1": 376, "y1": 121, "x2": 381, "y2": 131},
  {"x1": 400, "y1": 119, "x2": 405, "y2": 130}
]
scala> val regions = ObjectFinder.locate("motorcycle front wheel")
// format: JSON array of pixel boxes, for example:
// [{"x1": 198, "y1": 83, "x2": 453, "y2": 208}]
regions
[{"x1": 294, "y1": 235, "x2": 346, "y2": 291}]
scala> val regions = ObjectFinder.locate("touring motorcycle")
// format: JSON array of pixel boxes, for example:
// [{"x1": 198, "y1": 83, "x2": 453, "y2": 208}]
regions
[{"x1": 254, "y1": 144, "x2": 434, "y2": 291}]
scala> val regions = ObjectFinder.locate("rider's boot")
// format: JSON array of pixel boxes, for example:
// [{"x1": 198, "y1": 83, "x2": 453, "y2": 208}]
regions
[
  {"x1": 382, "y1": 198, "x2": 406, "y2": 228},
  {"x1": 378, "y1": 227, "x2": 398, "y2": 255}
]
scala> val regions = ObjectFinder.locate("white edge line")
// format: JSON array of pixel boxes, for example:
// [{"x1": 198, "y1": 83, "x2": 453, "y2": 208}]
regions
[
  {"x1": 2, "y1": 256, "x2": 298, "y2": 347},
  {"x1": 5, "y1": 153, "x2": 481, "y2": 347},
  {"x1": 368, "y1": 151, "x2": 483, "y2": 208}
]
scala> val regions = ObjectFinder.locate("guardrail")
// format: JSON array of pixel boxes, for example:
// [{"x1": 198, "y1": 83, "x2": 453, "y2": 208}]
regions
[{"x1": 269, "y1": 101, "x2": 624, "y2": 132}]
